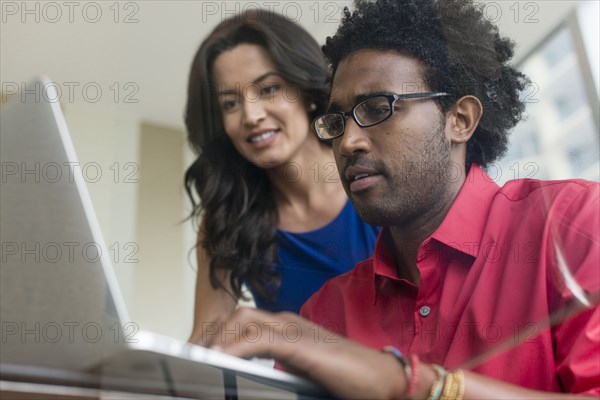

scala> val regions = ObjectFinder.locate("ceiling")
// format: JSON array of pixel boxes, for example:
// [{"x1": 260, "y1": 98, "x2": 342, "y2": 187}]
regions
[{"x1": 1, "y1": 1, "x2": 587, "y2": 130}]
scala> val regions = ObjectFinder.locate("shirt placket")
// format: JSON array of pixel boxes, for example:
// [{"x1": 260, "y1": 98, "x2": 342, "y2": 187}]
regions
[{"x1": 408, "y1": 240, "x2": 439, "y2": 357}]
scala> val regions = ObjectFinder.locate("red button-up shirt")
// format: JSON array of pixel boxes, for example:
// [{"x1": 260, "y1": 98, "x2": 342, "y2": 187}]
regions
[{"x1": 301, "y1": 165, "x2": 600, "y2": 395}]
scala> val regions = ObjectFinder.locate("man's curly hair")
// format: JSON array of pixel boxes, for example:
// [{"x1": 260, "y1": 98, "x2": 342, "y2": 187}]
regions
[{"x1": 323, "y1": 0, "x2": 530, "y2": 167}]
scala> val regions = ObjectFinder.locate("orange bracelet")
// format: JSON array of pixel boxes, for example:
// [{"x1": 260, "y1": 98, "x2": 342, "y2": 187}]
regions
[{"x1": 407, "y1": 353, "x2": 420, "y2": 396}]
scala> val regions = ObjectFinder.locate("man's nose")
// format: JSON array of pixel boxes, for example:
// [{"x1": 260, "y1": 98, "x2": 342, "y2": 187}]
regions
[{"x1": 336, "y1": 117, "x2": 371, "y2": 157}]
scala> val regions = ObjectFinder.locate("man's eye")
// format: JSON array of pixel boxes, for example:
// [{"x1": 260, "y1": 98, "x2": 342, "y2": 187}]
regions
[{"x1": 365, "y1": 106, "x2": 390, "y2": 115}]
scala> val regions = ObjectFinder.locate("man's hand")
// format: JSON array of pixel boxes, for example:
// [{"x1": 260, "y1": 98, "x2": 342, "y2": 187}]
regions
[{"x1": 205, "y1": 307, "x2": 407, "y2": 399}]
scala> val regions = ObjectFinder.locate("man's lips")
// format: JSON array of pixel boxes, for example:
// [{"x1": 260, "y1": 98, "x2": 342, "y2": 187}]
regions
[{"x1": 344, "y1": 165, "x2": 382, "y2": 193}]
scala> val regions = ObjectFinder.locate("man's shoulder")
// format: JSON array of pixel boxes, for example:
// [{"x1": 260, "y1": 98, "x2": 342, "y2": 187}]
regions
[
  {"x1": 493, "y1": 177, "x2": 599, "y2": 238},
  {"x1": 499, "y1": 177, "x2": 598, "y2": 202}
]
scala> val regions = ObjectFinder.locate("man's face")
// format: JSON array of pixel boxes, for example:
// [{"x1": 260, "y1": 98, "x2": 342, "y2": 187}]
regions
[{"x1": 330, "y1": 50, "x2": 456, "y2": 227}]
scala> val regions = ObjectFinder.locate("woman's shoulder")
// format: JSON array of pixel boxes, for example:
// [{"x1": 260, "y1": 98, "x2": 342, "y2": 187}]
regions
[{"x1": 278, "y1": 200, "x2": 380, "y2": 239}]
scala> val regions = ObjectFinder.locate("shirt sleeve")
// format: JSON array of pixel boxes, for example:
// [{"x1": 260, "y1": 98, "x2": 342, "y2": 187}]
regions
[
  {"x1": 550, "y1": 182, "x2": 600, "y2": 395},
  {"x1": 554, "y1": 307, "x2": 600, "y2": 395}
]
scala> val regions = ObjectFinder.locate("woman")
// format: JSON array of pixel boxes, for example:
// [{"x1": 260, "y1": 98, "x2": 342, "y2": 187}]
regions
[{"x1": 184, "y1": 10, "x2": 379, "y2": 344}]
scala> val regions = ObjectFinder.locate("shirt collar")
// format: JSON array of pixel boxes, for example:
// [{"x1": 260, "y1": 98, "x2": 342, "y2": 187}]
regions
[
  {"x1": 372, "y1": 164, "x2": 500, "y2": 282},
  {"x1": 431, "y1": 164, "x2": 500, "y2": 257}
]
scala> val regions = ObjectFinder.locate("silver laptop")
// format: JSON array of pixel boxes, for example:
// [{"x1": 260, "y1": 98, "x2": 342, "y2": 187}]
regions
[{"x1": 0, "y1": 77, "x2": 327, "y2": 399}]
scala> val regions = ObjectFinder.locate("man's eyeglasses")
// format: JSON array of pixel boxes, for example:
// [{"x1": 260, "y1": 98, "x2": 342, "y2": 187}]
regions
[{"x1": 312, "y1": 92, "x2": 450, "y2": 141}]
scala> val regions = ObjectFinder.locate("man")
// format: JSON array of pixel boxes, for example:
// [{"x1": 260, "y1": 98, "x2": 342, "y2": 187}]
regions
[{"x1": 207, "y1": 0, "x2": 599, "y2": 398}]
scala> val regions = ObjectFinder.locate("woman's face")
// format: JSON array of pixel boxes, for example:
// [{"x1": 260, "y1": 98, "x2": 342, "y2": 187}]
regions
[{"x1": 212, "y1": 44, "x2": 314, "y2": 169}]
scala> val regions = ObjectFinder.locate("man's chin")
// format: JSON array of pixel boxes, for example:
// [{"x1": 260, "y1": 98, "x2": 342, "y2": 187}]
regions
[{"x1": 352, "y1": 201, "x2": 393, "y2": 227}]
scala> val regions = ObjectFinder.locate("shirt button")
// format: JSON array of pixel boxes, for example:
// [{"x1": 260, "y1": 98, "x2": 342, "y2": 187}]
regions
[{"x1": 419, "y1": 306, "x2": 431, "y2": 317}]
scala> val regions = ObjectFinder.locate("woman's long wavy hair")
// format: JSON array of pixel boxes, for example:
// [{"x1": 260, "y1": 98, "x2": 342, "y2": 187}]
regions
[{"x1": 184, "y1": 10, "x2": 330, "y2": 301}]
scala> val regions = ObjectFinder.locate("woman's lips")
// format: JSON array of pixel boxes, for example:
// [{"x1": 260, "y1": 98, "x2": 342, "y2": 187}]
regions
[{"x1": 247, "y1": 129, "x2": 280, "y2": 148}]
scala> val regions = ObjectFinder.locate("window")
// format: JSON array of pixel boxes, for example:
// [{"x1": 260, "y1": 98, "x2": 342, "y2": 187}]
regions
[{"x1": 495, "y1": 14, "x2": 599, "y2": 185}]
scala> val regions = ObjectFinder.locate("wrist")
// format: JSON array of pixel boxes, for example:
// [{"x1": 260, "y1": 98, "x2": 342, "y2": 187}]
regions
[
  {"x1": 382, "y1": 347, "x2": 430, "y2": 400},
  {"x1": 413, "y1": 363, "x2": 437, "y2": 400},
  {"x1": 381, "y1": 346, "x2": 411, "y2": 399}
]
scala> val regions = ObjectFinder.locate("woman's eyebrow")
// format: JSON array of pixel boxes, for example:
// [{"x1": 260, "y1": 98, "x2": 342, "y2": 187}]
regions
[
  {"x1": 252, "y1": 71, "x2": 281, "y2": 84},
  {"x1": 217, "y1": 71, "x2": 281, "y2": 96}
]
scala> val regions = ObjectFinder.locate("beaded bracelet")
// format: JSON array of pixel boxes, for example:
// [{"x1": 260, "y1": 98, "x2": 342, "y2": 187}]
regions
[
  {"x1": 381, "y1": 346, "x2": 412, "y2": 396},
  {"x1": 407, "y1": 353, "x2": 420, "y2": 396}
]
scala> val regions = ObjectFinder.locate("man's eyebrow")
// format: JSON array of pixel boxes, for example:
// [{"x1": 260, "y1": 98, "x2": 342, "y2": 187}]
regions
[
  {"x1": 356, "y1": 91, "x2": 395, "y2": 101},
  {"x1": 327, "y1": 101, "x2": 342, "y2": 112},
  {"x1": 328, "y1": 92, "x2": 395, "y2": 111},
  {"x1": 217, "y1": 72, "x2": 282, "y2": 96}
]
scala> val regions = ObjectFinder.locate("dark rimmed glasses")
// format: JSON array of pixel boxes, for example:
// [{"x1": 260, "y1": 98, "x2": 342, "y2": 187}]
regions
[{"x1": 312, "y1": 92, "x2": 450, "y2": 141}]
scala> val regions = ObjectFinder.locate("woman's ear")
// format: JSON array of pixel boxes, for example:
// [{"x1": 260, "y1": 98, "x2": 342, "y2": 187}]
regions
[{"x1": 445, "y1": 95, "x2": 483, "y2": 144}]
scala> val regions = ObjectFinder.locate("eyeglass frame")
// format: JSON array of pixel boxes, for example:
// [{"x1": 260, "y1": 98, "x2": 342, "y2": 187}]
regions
[{"x1": 312, "y1": 91, "x2": 451, "y2": 141}]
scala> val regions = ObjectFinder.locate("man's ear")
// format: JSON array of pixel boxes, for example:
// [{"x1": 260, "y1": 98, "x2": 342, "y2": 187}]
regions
[{"x1": 445, "y1": 95, "x2": 483, "y2": 144}]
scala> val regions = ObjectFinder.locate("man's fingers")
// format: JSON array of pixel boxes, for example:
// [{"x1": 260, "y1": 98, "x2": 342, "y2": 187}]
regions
[
  {"x1": 212, "y1": 336, "x2": 275, "y2": 359},
  {"x1": 206, "y1": 308, "x2": 287, "y2": 352}
]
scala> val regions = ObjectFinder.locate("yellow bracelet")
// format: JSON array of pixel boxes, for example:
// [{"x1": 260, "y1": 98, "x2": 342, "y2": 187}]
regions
[
  {"x1": 427, "y1": 364, "x2": 446, "y2": 400},
  {"x1": 441, "y1": 371, "x2": 455, "y2": 400},
  {"x1": 456, "y1": 370, "x2": 465, "y2": 400},
  {"x1": 440, "y1": 369, "x2": 465, "y2": 400}
]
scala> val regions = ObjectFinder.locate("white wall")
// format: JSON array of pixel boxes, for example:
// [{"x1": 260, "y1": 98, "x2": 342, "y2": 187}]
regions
[
  {"x1": 65, "y1": 108, "x2": 195, "y2": 340},
  {"x1": 133, "y1": 123, "x2": 193, "y2": 339},
  {"x1": 0, "y1": 1, "x2": 351, "y2": 129},
  {"x1": 64, "y1": 106, "x2": 140, "y2": 313}
]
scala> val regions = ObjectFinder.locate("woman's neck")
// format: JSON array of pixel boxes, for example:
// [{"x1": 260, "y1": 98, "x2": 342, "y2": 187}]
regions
[{"x1": 269, "y1": 139, "x2": 347, "y2": 232}]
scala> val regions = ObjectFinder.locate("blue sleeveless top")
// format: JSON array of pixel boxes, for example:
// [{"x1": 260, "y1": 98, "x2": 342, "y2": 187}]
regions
[{"x1": 252, "y1": 200, "x2": 380, "y2": 313}]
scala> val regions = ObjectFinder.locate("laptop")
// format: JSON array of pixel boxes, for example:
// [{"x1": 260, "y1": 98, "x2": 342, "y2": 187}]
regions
[{"x1": 0, "y1": 77, "x2": 329, "y2": 399}]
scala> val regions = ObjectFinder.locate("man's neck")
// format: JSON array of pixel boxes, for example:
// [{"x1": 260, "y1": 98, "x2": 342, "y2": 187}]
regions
[{"x1": 387, "y1": 164, "x2": 468, "y2": 285}]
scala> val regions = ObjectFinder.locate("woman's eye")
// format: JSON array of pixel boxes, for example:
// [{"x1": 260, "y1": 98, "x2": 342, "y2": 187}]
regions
[
  {"x1": 221, "y1": 99, "x2": 239, "y2": 111},
  {"x1": 261, "y1": 84, "x2": 281, "y2": 95}
]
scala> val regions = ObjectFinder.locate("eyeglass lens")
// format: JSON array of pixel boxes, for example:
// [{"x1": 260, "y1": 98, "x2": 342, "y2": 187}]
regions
[
  {"x1": 316, "y1": 95, "x2": 393, "y2": 139},
  {"x1": 355, "y1": 96, "x2": 392, "y2": 126}
]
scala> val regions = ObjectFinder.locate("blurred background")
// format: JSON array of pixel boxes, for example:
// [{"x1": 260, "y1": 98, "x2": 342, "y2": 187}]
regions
[{"x1": 1, "y1": 0, "x2": 598, "y2": 342}]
